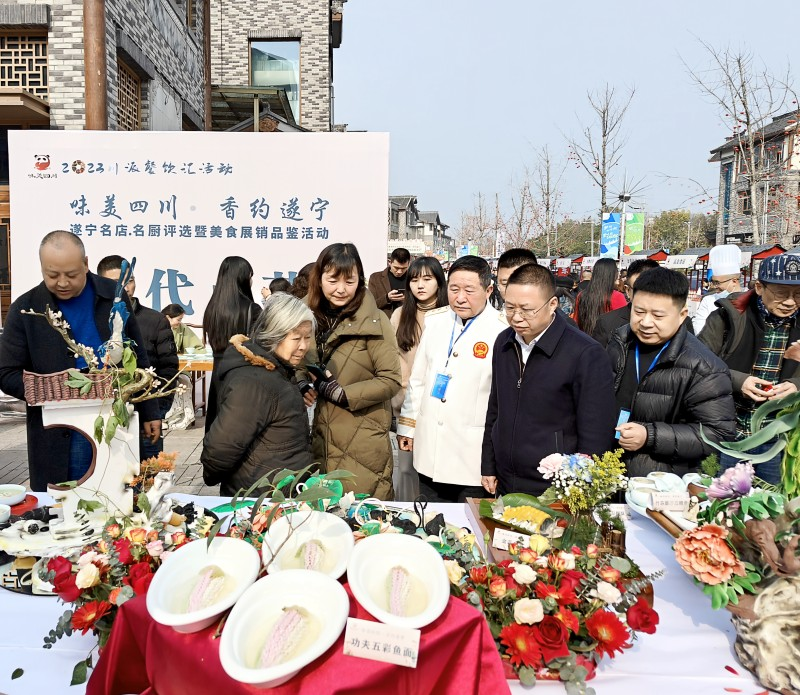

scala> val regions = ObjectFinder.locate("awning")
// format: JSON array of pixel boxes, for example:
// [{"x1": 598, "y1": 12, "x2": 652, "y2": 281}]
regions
[
  {"x1": 0, "y1": 88, "x2": 49, "y2": 125},
  {"x1": 210, "y1": 86, "x2": 298, "y2": 132}
]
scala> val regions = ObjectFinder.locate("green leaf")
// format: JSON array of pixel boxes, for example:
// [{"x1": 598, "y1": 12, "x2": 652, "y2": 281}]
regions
[
  {"x1": 77, "y1": 499, "x2": 103, "y2": 513},
  {"x1": 518, "y1": 665, "x2": 537, "y2": 686},
  {"x1": 94, "y1": 415, "x2": 105, "y2": 444},
  {"x1": 321, "y1": 469, "x2": 357, "y2": 481},
  {"x1": 122, "y1": 346, "x2": 137, "y2": 376},
  {"x1": 205, "y1": 517, "x2": 226, "y2": 549},
  {"x1": 11, "y1": 668, "x2": 23, "y2": 680},
  {"x1": 270, "y1": 489, "x2": 286, "y2": 504},
  {"x1": 294, "y1": 487, "x2": 336, "y2": 503},
  {"x1": 137, "y1": 492, "x2": 151, "y2": 517},
  {"x1": 113, "y1": 398, "x2": 130, "y2": 428},
  {"x1": 70, "y1": 659, "x2": 88, "y2": 686},
  {"x1": 610, "y1": 556, "x2": 632, "y2": 574},
  {"x1": 249, "y1": 491, "x2": 273, "y2": 524},
  {"x1": 103, "y1": 415, "x2": 119, "y2": 444},
  {"x1": 79, "y1": 382, "x2": 92, "y2": 395},
  {"x1": 67, "y1": 368, "x2": 84, "y2": 379}
]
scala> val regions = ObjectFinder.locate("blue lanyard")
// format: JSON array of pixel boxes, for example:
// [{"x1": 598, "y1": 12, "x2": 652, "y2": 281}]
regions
[
  {"x1": 635, "y1": 340, "x2": 670, "y2": 384},
  {"x1": 445, "y1": 316, "x2": 475, "y2": 369}
]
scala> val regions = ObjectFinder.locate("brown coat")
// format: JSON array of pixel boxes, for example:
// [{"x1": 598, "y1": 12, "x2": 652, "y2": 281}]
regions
[
  {"x1": 307, "y1": 291, "x2": 402, "y2": 499},
  {"x1": 367, "y1": 268, "x2": 395, "y2": 317}
]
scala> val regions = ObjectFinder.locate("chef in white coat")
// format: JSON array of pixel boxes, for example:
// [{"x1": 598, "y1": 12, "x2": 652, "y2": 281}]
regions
[
  {"x1": 397, "y1": 255, "x2": 505, "y2": 502},
  {"x1": 692, "y1": 244, "x2": 743, "y2": 334}
]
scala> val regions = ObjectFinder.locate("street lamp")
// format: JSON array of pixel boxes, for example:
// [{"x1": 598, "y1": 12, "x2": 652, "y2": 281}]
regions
[{"x1": 617, "y1": 192, "x2": 631, "y2": 262}]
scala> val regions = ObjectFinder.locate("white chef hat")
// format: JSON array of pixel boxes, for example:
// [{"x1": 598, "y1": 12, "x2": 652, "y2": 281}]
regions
[{"x1": 709, "y1": 244, "x2": 742, "y2": 277}]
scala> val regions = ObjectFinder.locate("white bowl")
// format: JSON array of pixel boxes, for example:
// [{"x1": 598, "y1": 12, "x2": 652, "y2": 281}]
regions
[
  {"x1": 347, "y1": 533, "x2": 450, "y2": 629},
  {"x1": 646, "y1": 471, "x2": 685, "y2": 493},
  {"x1": 0, "y1": 504, "x2": 10, "y2": 524},
  {"x1": 146, "y1": 536, "x2": 261, "y2": 633},
  {"x1": 219, "y1": 569, "x2": 349, "y2": 688},
  {"x1": 262, "y1": 511, "x2": 354, "y2": 579},
  {"x1": 0, "y1": 485, "x2": 26, "y2": 507}
]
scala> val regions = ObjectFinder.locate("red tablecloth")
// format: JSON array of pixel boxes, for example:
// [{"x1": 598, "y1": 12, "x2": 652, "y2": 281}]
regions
[{"x1": 87, "y1": 585, "x2": 510, "y2": 695}]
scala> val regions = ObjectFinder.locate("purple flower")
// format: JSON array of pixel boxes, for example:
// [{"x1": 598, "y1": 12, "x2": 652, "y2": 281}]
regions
[{"x1": 707, "y1": 462, "x2": 754, "y2": 500}]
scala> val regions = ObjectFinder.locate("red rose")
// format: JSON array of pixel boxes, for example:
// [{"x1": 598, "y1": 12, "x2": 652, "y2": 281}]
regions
[
  {"x1": 531, "y1": 615, "x2": 570, "y2": 664},
  {"x1": 626, "y1": 596, "x2": 659, "y2": 635},
  {"x1": 53, "y1": 573, "x2": 82, "y2": 603},
  {"x1": 505, "y1": 574, "x2": 526, "y2": 598},
  {"x1": 469, "y1": 566, "x2": 488, "y2": 584},
  {"x1": 123, "y1": 562, "x2": 153, "y2": 596},
  {"x1": 47, "y1": 556, "x2": 73, "y2": 581},
  {"x1": 559, "y1": 569, "x2": 585, "y2": 594},
  {"x1": 113, "y1": 538, "x2": 133, "y2": 565}
]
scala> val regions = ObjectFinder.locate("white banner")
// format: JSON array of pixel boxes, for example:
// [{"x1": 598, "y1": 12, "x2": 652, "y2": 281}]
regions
[
  {"x1": 9, "y1": 131, "x2": 390, "y2": 321},
  {"x1": 664, "y1": 255, "x2": 698, "y2": 269},
  {"x1": 387, "y1": 239, "x2": 425, "y2": 254}
]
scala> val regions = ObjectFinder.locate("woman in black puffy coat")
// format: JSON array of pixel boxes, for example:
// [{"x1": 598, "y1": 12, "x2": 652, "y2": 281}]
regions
[{"x1": 201, "y1": 293, "x2": 314, "y2": 495}]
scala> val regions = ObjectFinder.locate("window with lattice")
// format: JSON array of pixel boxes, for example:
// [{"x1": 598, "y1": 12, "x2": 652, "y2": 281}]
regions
[
  {"x1": 117, "y1": 59, "x2": 141, "y2": 131},
  {"x1": 0, "y1": 35, "x2": 48, "y2": 100}
]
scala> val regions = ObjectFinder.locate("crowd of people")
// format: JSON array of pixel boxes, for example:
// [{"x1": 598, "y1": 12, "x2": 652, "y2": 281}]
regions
[{"x1": 1, "y1": 231, "x2": 798, "y2": 499}]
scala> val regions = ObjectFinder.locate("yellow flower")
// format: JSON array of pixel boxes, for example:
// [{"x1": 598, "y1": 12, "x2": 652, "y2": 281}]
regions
[
  {"x1": 444, "y1": 559, "x2": 465, "y2": 585},
  {"x1": 126, "y1": 527, "x2": 148, "y2": 544}
]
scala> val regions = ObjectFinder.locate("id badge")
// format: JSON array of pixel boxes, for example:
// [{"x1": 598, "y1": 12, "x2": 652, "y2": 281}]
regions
[
  {"x1": 431, "y1": 373, "x2": 451, "y2": 400},
  {"x1": 615, "y1": 409, "x2": 631, "y2": 439}
]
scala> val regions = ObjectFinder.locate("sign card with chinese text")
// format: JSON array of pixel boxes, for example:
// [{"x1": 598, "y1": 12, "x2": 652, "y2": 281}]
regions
[
  {"x1": 343, "y1": 617, "x2": 420, "y2": 668},
  {"x1": 9, "y1": 131, "x2": 389, "y2": 320}
]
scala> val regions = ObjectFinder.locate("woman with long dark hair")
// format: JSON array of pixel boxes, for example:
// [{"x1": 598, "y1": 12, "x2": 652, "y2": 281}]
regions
[
  {"x1": 305, "y1": 243, "x2": 401, "y2": 499},
  {"x1": 575, "y1": 257, "x2": 627, "y2": 337},
  {"x1": 389, "y1": 257, "x2": 447, "y2": 500},
  {"x1": 203, "y1": 256, "x2": 262, "y2": 431}
]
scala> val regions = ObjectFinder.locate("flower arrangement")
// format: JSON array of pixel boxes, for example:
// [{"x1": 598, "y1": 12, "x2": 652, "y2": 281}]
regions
[
  {"x1": 538, "y1": 450, "x2": 627, "y2": 513},
  {"x1": 448, "y1": 541, "x2": 659, "y2": 692},
  {"x1": 23, "y1": 305, "x2": 185, "y2": 445},
  {"x1": 673, "y1": 461, "x2": 793, "y2": 610},
  {"x1": 39, "y1": 503, "x2": 209, "y2": 685}
]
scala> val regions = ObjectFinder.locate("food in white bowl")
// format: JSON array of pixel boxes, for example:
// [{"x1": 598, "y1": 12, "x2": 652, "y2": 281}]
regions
[
  {"x1": 0, "y1": 484, "x2": 26, "y2": 507},
  {"x1": 262, "y1": 510, "x2": 353, "y2": 579},
  {"x1": 347, "y1": 533, "x2": 449, "y2": 629},
  {"x1": 219, "y1": 569, "x2": 349, "y2": 688},
  {"x1": 146, "y1": 536, "x2": 260, "y2": 633}
]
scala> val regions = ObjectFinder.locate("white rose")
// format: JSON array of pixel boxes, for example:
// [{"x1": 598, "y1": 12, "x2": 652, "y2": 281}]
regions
[
  {"x1": 594, "y1": 580, "x2": 622, "y2": 605},
  {"x1": 444, "y1": 559, "x2": 465, "y2": 585},
  {"x1": 77, "y1": 551, "x2": 99, "y2": 567},
  {"x1": 514, "y1": 598, "x2": 544, "y2": 625},
  {"x1": 511, "y1": 562, "x2": 537, "y2": 585},
  {"x1": 560, "y1": 552, "x2": 576, "y2": 570},
  {"x1": 75, "y1": 563, "x2": 100, "y2": 589}
]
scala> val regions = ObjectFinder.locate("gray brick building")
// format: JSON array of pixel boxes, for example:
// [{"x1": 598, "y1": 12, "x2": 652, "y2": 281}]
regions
[
  {"x1": 209, "y1": 0, "x2": 345, "y2": 132},
  {"x1": 710, "y1": 111, "x2": 800, "y2": 248}
]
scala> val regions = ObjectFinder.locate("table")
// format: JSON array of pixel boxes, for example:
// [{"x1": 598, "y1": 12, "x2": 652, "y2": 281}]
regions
[
  {"x1": 0, "y1": 495, "x2": 772, "y2": 695},
  {"x1": 178, "y1": 355, "x2": 214, "y2": 417}
]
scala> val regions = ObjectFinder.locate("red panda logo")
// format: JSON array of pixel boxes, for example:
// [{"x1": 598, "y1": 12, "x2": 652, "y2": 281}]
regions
[{"x1": 34, "y1": 154, "x2": 50, "y2": 171}]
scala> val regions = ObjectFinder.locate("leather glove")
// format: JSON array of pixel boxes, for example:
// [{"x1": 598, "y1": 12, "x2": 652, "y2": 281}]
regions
[{"x1": 315, "y1": 376, "x2": 349, "y2": 407}]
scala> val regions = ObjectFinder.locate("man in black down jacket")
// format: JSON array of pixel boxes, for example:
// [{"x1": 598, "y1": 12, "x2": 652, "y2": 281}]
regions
[
  {"x1": 481, "y1": 264, "x2": 617, "y2": 496},
  {"x1": 0, "y1": 232, "x2": 159, "y2": 490},
  {"x1": 97, "y1": 255, "x2": 178, "y2": 459},
  {"x1": 608, "y1": 267, "x2": 736, "y2": 477}
]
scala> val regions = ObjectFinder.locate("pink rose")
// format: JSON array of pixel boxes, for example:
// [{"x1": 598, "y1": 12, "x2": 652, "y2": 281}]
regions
[
  {"x1": 146, "y1": 540, "x2": 164, "y2": 558},
  {"x1": 537, "y1": 454, "x2": 564, "y2": 480}
]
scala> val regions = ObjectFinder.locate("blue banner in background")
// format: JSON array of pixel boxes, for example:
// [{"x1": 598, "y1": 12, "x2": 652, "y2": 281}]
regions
[{"x1": 600, "y1": 212, "x2": 620, "y2": 259}]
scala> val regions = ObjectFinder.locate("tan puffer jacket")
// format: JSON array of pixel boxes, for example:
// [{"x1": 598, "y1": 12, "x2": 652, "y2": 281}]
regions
[{"x1": 307, "y1": 291, "x2": 402, "y2": 499}]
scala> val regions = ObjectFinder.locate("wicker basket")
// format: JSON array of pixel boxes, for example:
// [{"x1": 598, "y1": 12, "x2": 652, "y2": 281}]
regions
[{"x1": 23, "y1": 369, "x2": 114, "y2": 406}]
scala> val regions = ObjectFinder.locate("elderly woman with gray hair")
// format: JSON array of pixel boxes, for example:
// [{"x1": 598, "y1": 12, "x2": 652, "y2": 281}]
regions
[{"x1": 201, "y1": 293, "x2": 315, "y2": 495}]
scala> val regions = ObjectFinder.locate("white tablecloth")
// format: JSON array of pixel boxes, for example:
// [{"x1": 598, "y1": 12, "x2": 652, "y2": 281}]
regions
[{"x1": 0, "y1": 495, "x2": 771, "y2": 695}]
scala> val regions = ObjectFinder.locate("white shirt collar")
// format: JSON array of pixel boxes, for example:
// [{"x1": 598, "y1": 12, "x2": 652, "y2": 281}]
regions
[{"x1": 514, "y1": 315, "x2": 555, "y2": 362}]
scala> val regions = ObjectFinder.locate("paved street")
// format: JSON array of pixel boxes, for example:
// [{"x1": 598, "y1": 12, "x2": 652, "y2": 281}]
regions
[{"x1": 0, "y1": 408, "x2": 218, "y2": 496}]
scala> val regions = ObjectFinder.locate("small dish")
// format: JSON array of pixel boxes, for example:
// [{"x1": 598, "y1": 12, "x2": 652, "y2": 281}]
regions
[
  {"x1": 262, "y1": 510, "x2": 354, "y2": 579},
  {"x1": 0, "y1": 485, "x2": 26, "y2": 507},
  {"x1": 146, "y1": 536, "x2": 260, "y2": 633},
  {"x1": 0, "y1": 504, "x2": 10, "y2": 524},
  {"x1": 219, "y1": 569, "x2": 349, "y2": 688},
  {"x1": 347, "y1": 533, "x2": 450, "y2": 629}
]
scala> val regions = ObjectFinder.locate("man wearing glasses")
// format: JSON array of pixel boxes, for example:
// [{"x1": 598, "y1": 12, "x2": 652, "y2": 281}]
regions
[
  {"x1": 700, "y1": 254, "x2": 800, "y2": 483},
  {"x1": 692, "y1": 244, "x2": 744, "y2": 334},
  {"x1": 481, "y1": 263, "x2": 616, "y2": 496}
]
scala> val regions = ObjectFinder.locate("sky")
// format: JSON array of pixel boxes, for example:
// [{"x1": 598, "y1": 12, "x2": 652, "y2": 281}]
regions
[{"x1": 333, "y1": 1, "x2": 797, "y2": 231}]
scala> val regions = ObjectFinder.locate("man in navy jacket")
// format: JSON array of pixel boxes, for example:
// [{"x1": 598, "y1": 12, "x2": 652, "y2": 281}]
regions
[{"x1": 481, "y1": 263, "x2": 617, "y2": 496}]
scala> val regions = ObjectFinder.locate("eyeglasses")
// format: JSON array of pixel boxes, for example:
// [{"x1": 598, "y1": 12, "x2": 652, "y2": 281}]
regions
[
  {"x1": 504, "y1": 296, "x2": 555, "y2": 320},
  {"x1": 709, "y1": 277, "x2": 736, "y2": 289},
  {"x1": 763, "y1": 284, "x2": 800, "y2": 303}
]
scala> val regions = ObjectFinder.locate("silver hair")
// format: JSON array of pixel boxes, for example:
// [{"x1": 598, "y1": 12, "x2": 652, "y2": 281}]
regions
[{"x1": 249, "y1": 292, "x2": 315, "y2": 352}]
